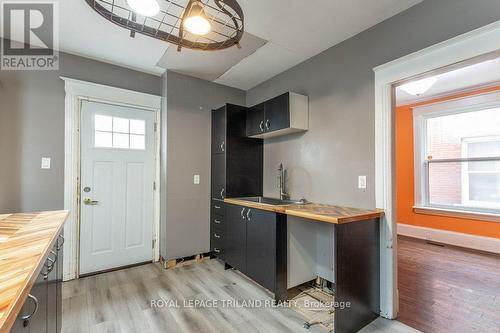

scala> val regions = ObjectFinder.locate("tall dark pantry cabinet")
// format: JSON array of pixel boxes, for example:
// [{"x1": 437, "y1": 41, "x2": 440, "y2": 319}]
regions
[{"x1": 210, "y1": 104, "x2": 263, "y2": 260}]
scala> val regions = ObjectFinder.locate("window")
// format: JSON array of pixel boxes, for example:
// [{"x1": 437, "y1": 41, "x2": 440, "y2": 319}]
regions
[
  {"x1": 414, "y1": 91, "x2": 500, "y2": 215},
  {"x1": 94, "y1": 115, "x2": 146, "y2": 150}
]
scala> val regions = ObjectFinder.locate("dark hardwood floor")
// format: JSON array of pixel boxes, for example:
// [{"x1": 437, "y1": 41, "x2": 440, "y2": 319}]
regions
[{"x1": 397, "y1": 235, "x2": 500, "y2": 333}]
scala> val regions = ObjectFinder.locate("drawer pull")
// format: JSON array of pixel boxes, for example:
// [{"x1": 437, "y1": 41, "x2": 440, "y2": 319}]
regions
[
  {"x1": 214, "y1": 248, "x2": 221, "y2": 253},
  {"x1": 20, "y1": 294, "x2": 39, "y2": 326},
  {"x1": 57, "y1": 234, "x2": 65, "y2": 250},
  {"x1": 214, "y1": 219, "x2": 221, "y2": 224},
  {"x1": 214, "y1": 233, "x2": 221, "y2": 239},
  {"x1": 214, "y1": 205, "x2": 221, "y2": 209}
]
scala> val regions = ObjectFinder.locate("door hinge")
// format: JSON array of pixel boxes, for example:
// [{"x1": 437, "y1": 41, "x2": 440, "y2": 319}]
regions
[
  {"x1": 153, "y1": 181, "x2": 156, "y2": 191},
  {"x1": 154, "y1": 122, "x2": 158, "y2": 132},
  {"x1": 152, "y1": 239, "x2": 156, "y2": 249}
]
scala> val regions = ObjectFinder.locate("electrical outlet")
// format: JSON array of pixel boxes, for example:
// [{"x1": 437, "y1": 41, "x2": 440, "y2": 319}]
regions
[
  {"x1": 193, "y1": 174, "x2": 200, "y2": 185},
  {"x1": 41, "y1": 157, "x2": 51, "y2": 169},
  {"x1": 358, "y1": 176, "x2": 367, "y2": 189}
]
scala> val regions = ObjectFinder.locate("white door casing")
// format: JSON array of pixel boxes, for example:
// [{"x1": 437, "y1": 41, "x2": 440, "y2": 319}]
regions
[
  {"x1": 374, "y1": 21, "x2": 500, "y2": 319},
  {"x1": 80, "y1": 101, "x2": 155, "y2": 274},
  {"x1": 63, "y1": 77, "x2": 162, "y2": 281}
]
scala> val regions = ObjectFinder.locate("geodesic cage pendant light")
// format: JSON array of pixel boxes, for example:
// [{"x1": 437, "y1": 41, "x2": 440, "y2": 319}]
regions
[{"x1": 85, "y1": 0, "x2": 244, "y2": 51}]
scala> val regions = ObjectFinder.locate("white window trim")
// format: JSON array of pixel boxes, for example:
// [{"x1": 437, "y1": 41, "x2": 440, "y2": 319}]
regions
[
  {"x1": 413, "y1": 90, "x2": 500, "y2": 218},
  {"x1": 62, "y1": 77, "x2": 162, "y2": 281},
  {"x1": 374, "y1": 20, "x2": 500, "y2": 319}
]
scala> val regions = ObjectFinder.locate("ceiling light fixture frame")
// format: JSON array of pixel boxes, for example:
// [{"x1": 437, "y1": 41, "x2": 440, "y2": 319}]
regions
[{"x1": 85, "y1": 0, "x2": 244, "y2": 51}]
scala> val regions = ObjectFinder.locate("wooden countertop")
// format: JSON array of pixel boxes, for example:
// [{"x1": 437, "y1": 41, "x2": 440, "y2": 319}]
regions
[
  {"x1": 224, "y1": 198, "x2": 384, "y2": 224},
  {"x1": 0, "y1": 210, "x2": 68, "y2": 333}
]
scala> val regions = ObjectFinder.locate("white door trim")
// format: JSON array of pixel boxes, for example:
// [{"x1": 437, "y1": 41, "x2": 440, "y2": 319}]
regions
[
  {"x1": 62, "y1": 77, "x2": 162, "y2": 281},
  {"x1": 373, "y1": 20, "x2": 500, "y2": 319}
]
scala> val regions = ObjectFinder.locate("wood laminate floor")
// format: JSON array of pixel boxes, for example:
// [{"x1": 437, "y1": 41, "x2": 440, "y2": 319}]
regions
[
  {"x1": 62, "y1": 259, "x2": 418, "y2": 333},
  {"x1": 62, "y1": 259, "x2": 329, "y2": 333},
  {"x1": 398, "y1": 235, "x2": 500, "y2": 333}
]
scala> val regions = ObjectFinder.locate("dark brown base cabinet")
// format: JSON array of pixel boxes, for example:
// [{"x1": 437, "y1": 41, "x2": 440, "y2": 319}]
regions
[
  {"x1": 224, "y1": 204, "x2": 287, "y2": 302},
  {"x1": 11, "y1": 233, "x2": 64, "y2": 333}
]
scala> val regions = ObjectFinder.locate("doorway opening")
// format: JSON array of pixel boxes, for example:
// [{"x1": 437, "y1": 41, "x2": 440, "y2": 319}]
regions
[
  {"x1": 392, "y1": 53, "x2": 500, "y2": 332},
  {"x1": 62, "y1": 77, "x2": 162, "y2": 280}
]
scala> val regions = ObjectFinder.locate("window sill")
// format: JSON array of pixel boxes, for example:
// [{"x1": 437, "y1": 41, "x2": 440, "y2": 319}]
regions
[{"x1": 413, "y1": 206, "x2": 500, "y2": 223}]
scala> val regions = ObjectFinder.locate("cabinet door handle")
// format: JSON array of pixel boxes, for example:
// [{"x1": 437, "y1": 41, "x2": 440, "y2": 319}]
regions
[
  {"x1": 259, "y1": 120, "x2": 264, "y2": 132},
  {"x1": 20, "y1": 294, "x2": 39, "y2": 325},
  {"x1": 265, "y1": 119, "x2": 270, "y2": 131},
  {"x1": 220, "y1": 141, "x2": 225, "y2": 152},
  {"x1": 220, "y1": 188, "x2": 225, "y2": 199},
  {"x1": 57, "y1": 234, "x2": 65, "y2": 251},
  {"x1": 214, "y1": 205, "x2": 221, "y2": 209},
  {"x1": 240, "y1": 207, "x2": 246, "y2": 220},
  {"x1": 214, "y1": 219, "x2": 221, "y2": 224},
  {"x1": 214, "y1": 233, "x2": 221, "y2": 239},
  {"x1": 213, "y1": 248, "x2": 221, "y2": 253},
  {"x1": 246, "y1": 209, "x2": 252, "y2": 221}
]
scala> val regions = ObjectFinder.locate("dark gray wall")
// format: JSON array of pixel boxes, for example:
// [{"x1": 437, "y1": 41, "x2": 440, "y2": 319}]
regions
[
  {"x1": 246, "y1": 0, "x2": 500, "y2": 209},
  {"x1": 0, "y1": 50, "x2": 161, "y2": 213},
  {"x1": 161, "y1": 70, "x2": 245, "y2": 260}
]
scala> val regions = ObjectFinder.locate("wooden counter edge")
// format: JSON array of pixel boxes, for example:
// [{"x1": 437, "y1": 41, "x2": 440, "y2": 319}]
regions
[
  {"x1": 0, "y1": 210, "x2": 69, "y2": 333},
  {"x1": 224, "y1": 198, "x2": 384, "y2": 224},
  {"x1": 223, "y1": 198, "x2": 287, "y2": 213}
]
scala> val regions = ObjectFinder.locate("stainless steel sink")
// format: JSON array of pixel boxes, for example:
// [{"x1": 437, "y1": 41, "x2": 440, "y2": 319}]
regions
[{"x1": 237, "y1": 196, "x2": 308, "y2": 206}]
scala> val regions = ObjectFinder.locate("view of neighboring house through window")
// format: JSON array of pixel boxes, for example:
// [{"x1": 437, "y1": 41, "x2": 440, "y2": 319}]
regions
[{"x1": 414, "y1": 91, "x2": 500, "y2": 214}]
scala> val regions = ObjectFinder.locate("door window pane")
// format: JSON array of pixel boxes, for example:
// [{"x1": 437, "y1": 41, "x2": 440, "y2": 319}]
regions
[
  {"x1": 95, "y1": 115, "x2": 112, "y2": 131},
  {"x1": 94, "y1": 115, "x2": 146, "y2": 150},
  {"x1": 130, "y1": 135, "x2": 145, "y2": 150},
  {"x1": 130, "y1": 119, "x2": 145, "y2": 135},
  {"x1": 113, "y1": 117, "x2": 129, "y2": 133},
  {"x1": 113, "y1": 133, "x2": 129, "y2": 149},
  {"x1": 95, "y1": 131, "x2": 113, "y2": 148}
]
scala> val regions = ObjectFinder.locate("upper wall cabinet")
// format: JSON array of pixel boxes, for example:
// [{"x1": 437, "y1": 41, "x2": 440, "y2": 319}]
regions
[{"x1": 246, "y1": 92, "x2": 309, "y2": 139}]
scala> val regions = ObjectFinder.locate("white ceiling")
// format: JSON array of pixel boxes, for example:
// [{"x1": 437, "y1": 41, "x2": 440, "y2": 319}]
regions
[
  {"x1": 396, "y1": 57, "x2": 500, "y2": 105},
  {"x1": 6, "y1": 0, "x2": 422, "y2": 90}
]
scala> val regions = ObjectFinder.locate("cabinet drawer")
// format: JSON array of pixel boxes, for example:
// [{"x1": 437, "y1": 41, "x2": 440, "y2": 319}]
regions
[
  {"x1": 211, "y1": 229, "x2": 224, "y2": 242},
  {"x1": 211, "y1": 237, "x2": 224, "y2": 258},
  {"x1": 211, "y1": 214, "x2": 224, "y2": 230},
  {"x1": 211, "y1": 200, "x2": 225, "y2": 216}
]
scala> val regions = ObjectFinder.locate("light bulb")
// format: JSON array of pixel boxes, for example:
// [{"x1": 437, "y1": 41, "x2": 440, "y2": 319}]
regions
[
  {"x1": 400, "y1": 77, "x2": 437, "y2": 96},
  {"x1": 127, "y1": 0, "x2": 160, "y2": 17},
  {"x1": 183, "y1": 2, "x2": 211, "y2": 35}
]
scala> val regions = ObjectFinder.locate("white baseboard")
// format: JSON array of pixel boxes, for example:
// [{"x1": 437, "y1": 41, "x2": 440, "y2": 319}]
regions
[{"x1": 397, "y1": 224, "x2": 500, "y2": 254}]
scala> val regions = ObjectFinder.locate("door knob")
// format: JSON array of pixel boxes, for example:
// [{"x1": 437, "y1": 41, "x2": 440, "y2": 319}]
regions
[{"x1": 83, "y1": 198, "x2": 99, "y2": 205}]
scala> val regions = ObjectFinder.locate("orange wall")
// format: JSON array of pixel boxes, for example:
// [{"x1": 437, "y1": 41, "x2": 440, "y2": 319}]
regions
[{"x1": 395, "y1": 86, "x2": 500, "y2": 239}]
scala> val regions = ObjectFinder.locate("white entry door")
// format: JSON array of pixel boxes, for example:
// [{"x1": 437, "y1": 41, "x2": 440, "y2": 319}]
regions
[{"x1": 80, "y1": 100, "x2": 155, "y2": 275}]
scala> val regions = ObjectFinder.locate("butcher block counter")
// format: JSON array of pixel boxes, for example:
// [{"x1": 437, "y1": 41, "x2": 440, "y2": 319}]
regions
[
  {"x1": 224, "y1": 198, "x2": 384, "y2": 224},
  {"x1": 0, "y1": 210, "x2": 68, "y2": 333}
]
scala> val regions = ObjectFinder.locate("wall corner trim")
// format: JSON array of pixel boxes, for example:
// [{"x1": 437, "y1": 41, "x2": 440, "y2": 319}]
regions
[{"x1": 397, "y1": 223, "x2": 500, "y2": 254}]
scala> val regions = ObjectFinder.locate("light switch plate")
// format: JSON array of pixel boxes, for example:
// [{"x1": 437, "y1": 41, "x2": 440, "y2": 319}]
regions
[
  {"x1": 41, "y1": 157, "x2": 51, "y2": 169},
  {"x1": 358, "y1": 175, "x2": 367, "y2": 189},
  {"x1": 194, "y1": 174, "x2": 200, "y2": 185}
]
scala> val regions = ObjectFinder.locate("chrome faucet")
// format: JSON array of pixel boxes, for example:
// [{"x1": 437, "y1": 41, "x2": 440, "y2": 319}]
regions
[{"x1": 278, "y1": 163, "x2": 290, "y2": 200}]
